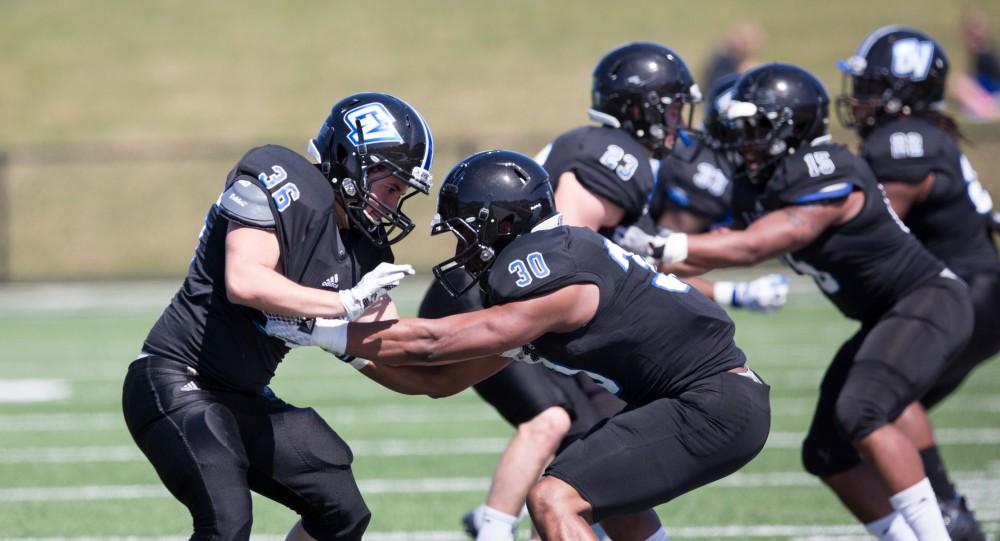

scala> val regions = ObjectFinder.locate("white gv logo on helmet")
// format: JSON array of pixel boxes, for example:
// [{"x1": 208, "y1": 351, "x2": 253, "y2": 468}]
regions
[
  {"x1": 343, "y1": 103, "x2": 404, "y2": 146},
  {"x1": 891, "y1": 38, "x2": 934, "y2": 80}
]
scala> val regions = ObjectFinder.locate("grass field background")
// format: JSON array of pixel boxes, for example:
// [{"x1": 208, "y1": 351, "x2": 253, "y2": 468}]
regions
[
  {"x1": 2, "y1": 0, "x2": 1000, "y2": 279},
  {"x1": 0, "y1": 276, "x2": 997, "y2": 539}
]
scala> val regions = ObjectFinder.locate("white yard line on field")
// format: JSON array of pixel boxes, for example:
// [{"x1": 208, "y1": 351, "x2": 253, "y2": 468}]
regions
[
  {"x1": 0, "y1": 521, "x2": 997, "y2": 541},
  {"x1": 4, "y1": 430, "x2": 1000, "y2": 464},
  {"x1": 0, "y1": 469, "x2": 997, "y2": 502},
  {"x1": 0, "y1": 380, "x2": 69, "y2": 403},
  {"x1": 4, "y1": 429, "x2": 1000, "y2": 463}
]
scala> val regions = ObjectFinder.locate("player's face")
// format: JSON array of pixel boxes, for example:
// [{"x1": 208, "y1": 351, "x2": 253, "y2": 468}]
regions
[
  {"x1": 662, "y1": 101, "x2": 685, "y2": 150},
  {"x1": 367, "y1": 165, "x2": 409, "y2": 211}
]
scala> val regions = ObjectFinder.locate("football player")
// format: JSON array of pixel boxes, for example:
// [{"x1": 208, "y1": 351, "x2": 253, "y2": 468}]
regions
[
  {"x1": 639, "y1": 73, "x2": 789, "y2": 310},
  {"x1": 122, "y1": 93, "x2": 501, "y2": 541},
  {"x1": 420, "y1": 42, "x2": 701, "y2": 541},
  {"x1": 269, "y1": 149, "x2": 772, "y2": 541},
  {"x1": 838, "y1": 26, "x2": 999, "y2": 540},
  {"x1": 615, "y1": 63, "x2": 973, "y2": 540}
]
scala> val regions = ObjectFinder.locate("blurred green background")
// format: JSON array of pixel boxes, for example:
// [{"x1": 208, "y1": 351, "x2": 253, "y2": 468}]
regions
[{"x1": 2, "y1": 0, "x2": 999, "y2": 280}]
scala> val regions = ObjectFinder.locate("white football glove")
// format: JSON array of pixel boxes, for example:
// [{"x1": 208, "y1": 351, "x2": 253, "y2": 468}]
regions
[
  {"x1": 612, "y1": 225, "x2": 688, "y2": 263},
  {"x1": 264, "y1": 316, "x2": 349, "y2": 355},
  {"x1": 714, "y1": 274, "x2": 790, "y2": 313},
  {"x1": 340, "y1": 262, "x2": 414, "y2": 321}
]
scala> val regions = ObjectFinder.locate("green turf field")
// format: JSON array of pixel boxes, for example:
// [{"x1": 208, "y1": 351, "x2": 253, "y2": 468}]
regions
[{"x1": 0, "y1": 277, "x2": 997, "y2": 539}]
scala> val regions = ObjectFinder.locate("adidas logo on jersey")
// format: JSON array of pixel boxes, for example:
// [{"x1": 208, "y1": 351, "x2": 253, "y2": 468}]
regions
[
  {"x1": 179, "y1": 381, "x2": 200, "y2": 392},
  {"x1": 322, "y1": 274, "x2": 340, "y2": 289}
]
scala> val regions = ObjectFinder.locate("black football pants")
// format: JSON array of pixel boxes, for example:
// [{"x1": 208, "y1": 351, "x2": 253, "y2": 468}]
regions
[{"x1": 122, "y1": 356, "x2": 369, "y2": 541}]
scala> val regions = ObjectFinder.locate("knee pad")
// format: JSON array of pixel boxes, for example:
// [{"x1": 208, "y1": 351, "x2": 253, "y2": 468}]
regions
[
  {"x1": 801, "y1": 431, "x2": 861, "y2": 478},
  {"x1": 302, "y1": 501, "x2": 371, "y2": 541},
  {"x1": 833, "y1": 393, "x2": 889, "y2": 442}
]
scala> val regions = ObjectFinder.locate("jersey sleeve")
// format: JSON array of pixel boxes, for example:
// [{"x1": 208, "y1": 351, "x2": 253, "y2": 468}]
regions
[
  {"x1": 769, "y1": 145, "x2": 862, "y2": 206},
  {"x1": 545, "y1": 128, "x2": 654, "y2": 221},
  {"x1": 486, "y1": 229, "x2": 603, "y2": 305},
  {"x1": 861, "y1": 121, "x2": 944, "y2": 184},
  {"x1": 218, "y1": 175, "x2": 277, "y2": 228}
]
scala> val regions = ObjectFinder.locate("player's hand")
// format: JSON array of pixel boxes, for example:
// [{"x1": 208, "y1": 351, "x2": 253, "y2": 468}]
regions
[
  {"x1": 612, "y1": 226, "x2": 688, "y2": 263},
  {"x1": 264, "y1": 316, "x2": 349, "y2": 355},
  {"x1": 499, "y1": 345, "x2": 545, "y2": 365},
  {"x1": 612, "y1": 225, "x2": 661, "y2": 258},
  {"x1": 715, "y1": 274, "x2": 790, "y2": 313},
  {"x1": 341, "y1": 262, "x2": 415, "y2": 321}
]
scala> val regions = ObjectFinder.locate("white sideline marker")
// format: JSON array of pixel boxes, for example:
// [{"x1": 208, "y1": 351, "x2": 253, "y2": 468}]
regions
[{"x1": 0, "y1": 380, "x2": 69, "y2": 403}]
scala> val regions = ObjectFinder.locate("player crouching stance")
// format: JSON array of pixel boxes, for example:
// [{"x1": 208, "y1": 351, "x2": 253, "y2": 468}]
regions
[{"x1": 269, "y1": 150, "x2": 771, "y2": 541}]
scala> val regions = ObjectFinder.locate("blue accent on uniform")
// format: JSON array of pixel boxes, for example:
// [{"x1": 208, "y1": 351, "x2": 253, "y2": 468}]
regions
[
  {"x1": 793, "y1": 184, "x2": 853, "y2": 204},
  {"x1": 836, "y1": 59, "x2": 852, "y2": 74},
  {"x1": 678, "y1": 128, "x2": 693, "y2": 147},
  {"x1": 666, "y1": 186, "x2": 691, "y2": 207}
]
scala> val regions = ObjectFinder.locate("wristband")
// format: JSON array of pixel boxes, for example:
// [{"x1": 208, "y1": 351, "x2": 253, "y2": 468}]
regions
[
  {"x1": 713, "y1": 281, "x2": 737, "y2": 307},
  {"x1": 660, "y1": 233, "x2": 689, "y2": 264},
  {"x1": 337, "y1": 354, "x2": 372, "y2": 371},
  {"x1": 312, "y1": 318, "x2": 349, "y2": 355}
]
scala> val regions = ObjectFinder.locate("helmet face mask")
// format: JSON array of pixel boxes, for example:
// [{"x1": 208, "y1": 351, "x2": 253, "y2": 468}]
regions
[
  {"x1": 589, "y1": 42, "x2": 702, "y2": 158},
  {"x1": 431, "y1": 213, "x2": 496, "y2": 296},
  {"x1": 309, "y1": 93, "x2": 433, "y2": 246},
  {"x1": 430, "y1": 150, "x2": 556, "y2": 297},
  {"x1": 836, "y1": 26, "x2": 949, "y2": 134}
]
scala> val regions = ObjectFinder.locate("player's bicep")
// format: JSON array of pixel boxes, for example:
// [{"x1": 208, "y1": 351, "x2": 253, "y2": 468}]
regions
[
  {"x1": 555, "y1": 171, "x2": 625, "y2": 229},
  {"x1": 226, "y1": 222, "x2": 281, "y2": 271},
  {"x1": 224, "y1": 222, "x2": 282, "y2": 301},
  {"x1": 880, "y1": 175, "x2": 933, "y2": 219}
]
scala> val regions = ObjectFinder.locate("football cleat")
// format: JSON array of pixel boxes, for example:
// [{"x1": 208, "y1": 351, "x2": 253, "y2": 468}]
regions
[{"x1": 940, "y1": 496, "x2": 987, "y2": 541}]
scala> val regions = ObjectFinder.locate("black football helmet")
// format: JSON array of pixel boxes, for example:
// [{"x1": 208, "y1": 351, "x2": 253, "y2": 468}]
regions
[
  {"x1": 308, "y1": 92, "x2": 433, "y2": 246},
  {"x1": 702, "y1": 72, "x2": 741, "y2": 149},
  {"x1": 590, "y1": 41, "x2": 702, "y2": 158},
  {"x1": 724, "y1": 63, "x2": 830, "y2": 184},
  {"x1": 431, "y1": 150, "x2": 556, "y2": 296},
  {"x1": 836, "y1": 26, "x2": 949, "y2": 134}
]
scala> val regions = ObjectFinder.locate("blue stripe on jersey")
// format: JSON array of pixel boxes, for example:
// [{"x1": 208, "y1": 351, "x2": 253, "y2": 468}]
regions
[
  {"x1": 793, "y1": 182, "x2": 853, "y2": 204},
  {"x1": 666, "y1": 186, "x2": 691, "y2": 207}
]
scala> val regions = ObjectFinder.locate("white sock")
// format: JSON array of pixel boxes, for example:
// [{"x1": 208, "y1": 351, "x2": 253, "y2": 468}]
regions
[
  {"x1": 643, "y1": 526, "x2": 671, "y2": 541},
  {"x1": 477, "y1": 505, "x2": 518, "y2": 541},
  {"x1": 865, "y1": 512, "x2": 919, "y2": 541},
  {"x1": 889, "y1": 478, "x2": 951, "y2": 540}
]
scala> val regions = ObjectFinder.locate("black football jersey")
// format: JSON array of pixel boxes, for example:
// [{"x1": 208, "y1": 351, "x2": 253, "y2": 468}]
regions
[
  {"x1": 732, "y1": 142, "x2": 944, "y2": 322},
  {"x1": 650, "y1": 139, "x2": 734, "y2": 227},
  {"x1": 538, "y1": 126, "x2": 654, "y2": 229},
  {"x1": 143, "y1": 145, "x2": 392, "y2": 392},
  {"x1": 861, "y1": 117, "x2": 999, "y2": 278},
  {"x1": 484, "y1": 225, "x2": 745, "y2": 405}
]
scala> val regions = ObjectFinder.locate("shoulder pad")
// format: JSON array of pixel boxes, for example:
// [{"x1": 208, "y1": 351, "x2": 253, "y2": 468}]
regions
[
  {"x1": 219, "y1": 176, "x2": 275, "y2": 228},
  {"x1": 861, "y1": 118, "x2": 946, "y2": 184},
  {"x1": 655, "y1": 145, "x2": 732, "y2": 220},
  {"x1": 486, "y1": 228, "x2": 599, "y2": 305},
  {"x1": 769, "y1": 144, "x2": 864, "y2": 206}
]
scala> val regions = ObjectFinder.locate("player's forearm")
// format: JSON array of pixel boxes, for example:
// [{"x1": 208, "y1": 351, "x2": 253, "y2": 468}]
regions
[
  {"x1": 348, "y1": 316, "x2": 512, "y2": 367},
  {"x1": 226, "y1": 263, "x2": 347, "y2": 318},
  {"x1": 685, "y1": 231, "x2": 769, "y2": 268},
  {"x1": 358, "y1": 356, "x2": 510, "y2": 398},
  {"x1": 346, "y1": 319, "x2": 450, "y2": 365}
]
